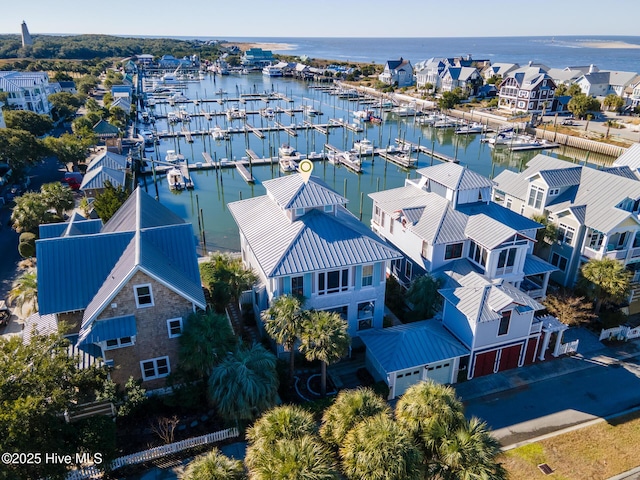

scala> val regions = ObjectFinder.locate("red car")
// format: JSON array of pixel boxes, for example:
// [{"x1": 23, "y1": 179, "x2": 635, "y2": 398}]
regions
[{"x1": 62, "y1": 173, "x2": 83, "y2": 191}]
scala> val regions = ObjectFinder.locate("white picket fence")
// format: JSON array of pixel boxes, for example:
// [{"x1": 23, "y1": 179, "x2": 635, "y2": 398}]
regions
[
  {"x1": 599, "y1": 325, "x2": 640, "y2": 342},
  {"x1": 557, "y1": 339, "x2": 580, "y2": 356},
  {"x1": 65, "y1": 427, "x2": 239, "y2": 480}
]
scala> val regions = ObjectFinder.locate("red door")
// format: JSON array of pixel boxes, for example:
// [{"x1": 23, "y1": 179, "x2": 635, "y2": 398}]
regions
[
  {"x1": 498, "y1": 344, "x2": 522, "y2": 372},
  {"x1": 473, "y1": 350, "x2": 497, "y2": 378},
  {"x1": 523, "y1": 337, "x2": 539, "y2": 365}
]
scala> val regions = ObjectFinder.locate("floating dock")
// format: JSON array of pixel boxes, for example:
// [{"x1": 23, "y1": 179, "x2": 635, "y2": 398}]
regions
[
  {"x1": 234, "y1": 162, "x2": 255, "y2": 183},
  {"x1": 395, "y1": 138, "x2": 458, "y2": 164},
  {"x1": 324, "y1": 144, "x2": 362, "y2": 173}
]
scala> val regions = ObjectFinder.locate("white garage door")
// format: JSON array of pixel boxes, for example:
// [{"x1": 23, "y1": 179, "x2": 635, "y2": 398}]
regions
[
  {"x1": 394, "y1": 368, "x2": 422, "y2": 397},
  {"x1": 425, "y1": 361, "x2": 452, "y2": 384}
]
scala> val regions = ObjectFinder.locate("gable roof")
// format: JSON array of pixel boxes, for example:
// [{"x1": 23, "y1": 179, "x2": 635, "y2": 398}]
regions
[
  {"x1": 80, "y1": 166, "x2": 126, "y2": 191},
  {"x1": 37, "y1": 189, "x2": 204, "y2": 317},
  {"x1": 493, "y1": 154, "x2": 640, "y2": 233},
  {"x1": 385, "y1": 58, "x2": 412, "y2": 71},
  {"x1": 359, "y1": 320, "x2": 469, "y2": 373},
  {"x1": 87, "y1": 151, "x2": 128, "y2": 173},
  {"x1": 530, "y1": 166, "x2": 582, "y2": 188},
  {"x1": 92, "y1": 119, "x2": 119, "y2": 136},
  {"x1": 417, "y1": 162, "x2": 494, "y2": 191}
]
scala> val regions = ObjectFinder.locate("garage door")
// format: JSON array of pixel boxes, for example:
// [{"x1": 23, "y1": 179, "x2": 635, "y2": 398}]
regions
[
  {"x1": 498, "y1": 344, "x2": 522, "y2": 372},
  {"x1": 523, "y1": 338, "x2": 538, "y2": 365},
  {"x1": 473, "y1": 350, "x2": 497, "y2": 378},
  {"x1": 394, "y1": 369, "x2": 422, "y2": 397},
  {"x1": 425, "y1": 361, "x2": 452, "y2": 384}
]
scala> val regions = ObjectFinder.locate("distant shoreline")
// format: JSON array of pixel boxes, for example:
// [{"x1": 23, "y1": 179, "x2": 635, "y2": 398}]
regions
[
  {"x1": 576, "y1": 40, "x2": 640, "y2": 49},
  {"x1": 220, "y1": 41, "x2": 295, "y2": 52}
]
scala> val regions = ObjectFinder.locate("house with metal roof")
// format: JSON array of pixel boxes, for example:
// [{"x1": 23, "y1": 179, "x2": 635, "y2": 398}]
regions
[
  {"x1": 228, "y1": 174, "x2": 402, "y2": 338},
  {"x1": 613, "y1": 144, "x2": 640, "y2": 176},
  {"x1": 440, "y1": 66, "x2": 482, "y2": 95},
  {"x1": 575, "y1": 69, "x2": 639, "y2": 98},
  {"x1": 378, "y1": 58, "x2": 414, "y2": 88},
  {"x1": 369, "y1": 162, "x2": 555, "y2": 300},
  {"x1": 482, "y1": 62, "x2": 520, "y2": 81},
  {"x1": 438, "y1": 272, "x2": 570, "y2": 379},
  {"x1": 34, "y1": 188, "x2": 205, "y2": 389},
  {"x1": 493, "y1": 154, "x2": 640, "y2": 298},
  {"x1": 0, "y1": 71, "x2": 52, "y2": 115}
]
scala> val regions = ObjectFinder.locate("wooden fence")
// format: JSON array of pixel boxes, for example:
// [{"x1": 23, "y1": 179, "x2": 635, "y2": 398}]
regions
[{"x1": 65, "y1": 427, "x2": 239, "y2": 479}]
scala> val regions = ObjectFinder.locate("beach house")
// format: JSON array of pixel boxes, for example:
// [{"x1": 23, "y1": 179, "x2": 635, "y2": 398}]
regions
[
  {"x1": 498, "y1": 66, "x2": 557, "y2": 113},
  {"x1": 228, "y1": 174, "x2": 401, "y2": 338},
  {"x1": 0, "y1": 71, "x2": 52, "y2": 115},
  {"x1": 31, "y1": 189, "x2": 206, "y2": 390},
  {"x1": 493, "y1": 154, "x2": 640, "y2": 310},
  {"x1": 379, "y1": 58, "x2": 414, "y2": 88}
]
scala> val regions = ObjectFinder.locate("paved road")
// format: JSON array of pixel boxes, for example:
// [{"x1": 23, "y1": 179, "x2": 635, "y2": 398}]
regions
[{"x1": 464, "y1": 355, "x2": 640, "y2": 446}]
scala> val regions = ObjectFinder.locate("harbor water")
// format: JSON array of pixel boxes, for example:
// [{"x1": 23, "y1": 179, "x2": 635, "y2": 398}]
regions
[{"x1": 140, "y1": 73, "x2": 614, "y2": 253}]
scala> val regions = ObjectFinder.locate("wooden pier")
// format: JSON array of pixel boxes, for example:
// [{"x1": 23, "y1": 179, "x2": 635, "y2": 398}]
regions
[
  {"x1": 395, "y1": 138, "x2": 459, "y2": 164},
  {"x1": 234, "y1": 162, "x2": 255, "y2": 183},
  {"x1": 324, "y1": 144, "x2": 362, "y2": 173},
  {"x1": 304, "y1": 121, "x2": 328, "y2": 135},
  {"x1": 330, "y1": 118, "x2": 363, "y2": 133},
  {"x1": 275, "y1": 121, "x2": 298, "y2": 137},
  {"x1": 181, "y1": 126, "x2": 193, "y2": 143},
  {"x1": 244, "y1": 123, "x2": 265, "y2": 139},
  {"x1": 378, "y1": 150, "x2": 416, "y2": 168}
]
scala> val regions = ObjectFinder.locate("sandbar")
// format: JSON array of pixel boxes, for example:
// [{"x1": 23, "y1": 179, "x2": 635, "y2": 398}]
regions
[
  {"x1": 220, "y1": 42, "x2": 295, "y2": 52},
  {"x1": 577, "y1": 40, "x2": 640, "y2": 49}
]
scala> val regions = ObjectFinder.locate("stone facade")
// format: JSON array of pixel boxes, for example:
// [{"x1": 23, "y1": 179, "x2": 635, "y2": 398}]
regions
[{"x1": 98, "y1": 271, "x2": 195, "y2": 389}]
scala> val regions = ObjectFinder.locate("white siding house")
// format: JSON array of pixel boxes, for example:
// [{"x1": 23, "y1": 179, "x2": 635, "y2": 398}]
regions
[
  {"x1": 379, "y1": 58, "x2": 414, "y2": 88},
  {"x1": 0, "y1": 71, "x2": 52, "y2": 115}
]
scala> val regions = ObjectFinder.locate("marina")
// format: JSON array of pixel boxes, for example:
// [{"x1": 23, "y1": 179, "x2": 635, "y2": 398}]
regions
[{"x1": 136, "y1": 72, "x2": 617, "y2": 253}]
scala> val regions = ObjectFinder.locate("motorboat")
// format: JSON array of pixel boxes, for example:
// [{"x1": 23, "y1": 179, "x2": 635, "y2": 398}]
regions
[
  {"x1": 327, "y1": 151, "x2": 362, "y2": 172},
  {"x1": 262, "y1": 107, "x2": 275, "y2": 119},
  {"x1": 279, "y1": 144, "x2": 297, "y2": 158},
  {"x1": 262, "y1": 65, "x2": 283, "y2": 77},
  {"x1": 210, "y1": 126, "x2": 228, "y2": 141},
  {"x1": 279, "y1": 157, "x2": 298, "y2": 173},
  {"x1": 304, "y1": 105, "x2": 320, "y2": 117},
  {"x1": 352, "y1": 138, "x2": 375, "y2": 155},
  {"x1": 165, "y1": 150, "x2": 184, "y2": 164},
  {"x1": 140, "y1": 130, "x2": 155, "y2": 145},
  {"x1": 167, "y1": 167, "x2": 186, "y2": 190},
  {"x1": 455, "y1": 122, "x2": 486, "y2": 134},
  {"x1": 226, "y1": 107, "x2": 246, "y2": 120},
  {"x1": 337, "y1": 89, "x2": 359, "y2": 99},
  {"x1": 391, "y1": 105, "x2": 419, "y2": 117}
]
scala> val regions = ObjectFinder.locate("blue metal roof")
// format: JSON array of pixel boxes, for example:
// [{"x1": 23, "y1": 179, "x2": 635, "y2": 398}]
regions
[
  {"x1": 37, "y1": 231, "x2": 134, "y2": 315},
  {"x1": 78, "y1": 315, "x2": 137, "y2": 345},
  {"x1": 39, "y1": 216, "x2": 103, "y2": 239},
  {"x1": 360, "y1": 320, "x2": 469, "y2": 373}
]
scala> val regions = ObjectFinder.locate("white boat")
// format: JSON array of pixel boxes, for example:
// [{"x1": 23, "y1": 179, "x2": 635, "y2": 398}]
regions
[
  {"x1": 433, "y1": 118, "x2": 457, "y2": 129},
  {"x1": 165, "y1": 150, "x2": 184, "y2": 164},
  {"x1": 226, "y1": 107, "x2": 246, "y2": 120},
  {"x1": 391, "y1": 105, "x2": 419, "y2": 117},
  {"x1": 327, "y1": 151, "x2": 362, "y2": 172},
  {"x1": 262, "y1": 65, "x2": 283, "y2": 77},
  {"x1": 210, "y1": 126, "x2": 228, "y2": 140},
  {"x1": 262, "y1": 107, "x2": 275, "y2": 119},
  {"x1": 304, "y1": 105, "x2": 320, "y2": 117},
  {"x1": 485, "y1": 130, "x2": 516, "y2": 146},
  {"x1": 279, "y1": 144, "x2": 297, "y2": 158},
  {"x1": 352, "y1": 138, "x2": 375, "y2": 155},
  {"x1": 337, "y1": 89, "x2": 359, "y2": 99},
  {"x1": 167, "y1": 167, "x2": 186, "y2": 190},
  {"x1": 353, "y1": 109, "x2": 373, "y2": 119},
  {"x1": 415, "y1": 113, "x2": 442, "y2": 125},
  {"x1": 170, "y1": 92, "x2": 189, "y2": 102},
  {"x1": 455, "y1": 122, "x2": 486, "y2": 134},
  {"x1": 279, "y1": 157, "x2": 298, "y2": 173}
]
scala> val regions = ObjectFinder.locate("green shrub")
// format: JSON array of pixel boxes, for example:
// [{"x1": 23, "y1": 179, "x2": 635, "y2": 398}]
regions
[
  {"x1": 18, "y1": 241, "x2": 35, "y2": 258},
  {"x1": 19, "y1": 232, "x2": 37, "y2": 243}
]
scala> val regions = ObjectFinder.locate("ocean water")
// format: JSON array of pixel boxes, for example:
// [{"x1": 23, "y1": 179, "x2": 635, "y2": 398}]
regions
[{"x1": 195, "y1": 36, "x2": 640, "y2": 72}]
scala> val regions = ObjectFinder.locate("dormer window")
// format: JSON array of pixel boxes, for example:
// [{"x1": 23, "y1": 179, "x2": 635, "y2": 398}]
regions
[
  {"x1": 549, "y1": 188, "x2": 560, "y2": 196},
  {"x1": 295, "y1": 207, "x2": 305, "y2": 216},
  {"x1": 527, "y1": 185, "x2": 545, "y2": 209}
]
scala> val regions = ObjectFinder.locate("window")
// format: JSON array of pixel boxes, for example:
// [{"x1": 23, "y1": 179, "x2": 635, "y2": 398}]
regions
[
  {"x1": 557, "y1": 224, "x2": 575, "y2": 245},
  {"x1": 105, "y1": 336, "x2": 133, "y2": 350},
  {"x1": 357, "y1": 301, "x2": 375, "y2": 330},
  {"x1": 381, "y1": 212, "x2": 386, "y2": 228},
  {"x1": 497, "y1": 247, "x2": 517, "y2": 270},
  {"x1": 295, "y1": 207, "x2": 305, "y2": 216},
  {"x1": 324, "y1": 204, "x2": 334, "y2": 213},
  {"x1": 549, "y1": 188, "x2": 560, "y2": 196},
  {"x1": 550, "y1": 252, "x2": 568, "y2": 271},
  {"x1": 361, "y1": 265, "x2": 374, "y2": 287},
  {"x1": 527, "y1": 185, "x2": 545, "y2": 209},
  {"x1": 140, "y1": 357, "x2": 170, "y2": 381},
  {"x1": 166, "y1": 318, "x2": 183, "y2": 338},
  {"x1": 589, "y1": 231, "x2": 604, "y2": 250},
  {"x1": 468, "y1": 240, "x2": 487, "y2": 268},
  {"x1": 445, "y1": 243, "x2": 463, "y2": 260},
  {"x1": 498, "y1": 311, "x2": 511, "y2": 336},
  {"x1": 318, "y1": 269, "x2": 349, "y2": 295},
  {"x1": 374, "y1": 206, "x2": 380, "y2": 223},
  {"x1": 134, "y1": 284, "x2": 154, "y2": 308},
  {"x1": 506, "y1": 198, "x2": 512, "y2": 209},
  {"x1": 389, "y1": 217, "x2": 394, "y2": 234},
  {"x1": 292, "y1": 276, "x2": 304, "y2": 297},
  {"x1": 405, "y1": 261, "x2": 412, "y2": 280}
]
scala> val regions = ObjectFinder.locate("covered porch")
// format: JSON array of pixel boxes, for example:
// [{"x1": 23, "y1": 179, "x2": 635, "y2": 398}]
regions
[
  {"x1": 534, "y1": 314, "x2": 579, "y2": 360},
  {"x1": 519, "y1": 254, "x2": 557, "y2": 299}
]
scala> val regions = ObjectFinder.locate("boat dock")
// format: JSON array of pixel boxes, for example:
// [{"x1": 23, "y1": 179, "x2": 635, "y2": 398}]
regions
[
  {"x1": 181, "y1": 126, "x2": 193, "y2": 143},
  {"x1": 274, "y1": 121, "x2": 298, "y2": 137},
  {"x1": 378, "y1": 150, "x2": 416, "y2": 168},
  {"x1": 244, "y1": 123, "x2": 265, "y2": 139},
  {"x1": 234, "y1": 162, "x2": 255, "y2": 183},
  {"x1": 330, "y1": 118, "x2": 363, "y2": 133},
  {"x1": 304, "y1": 121, "x2": 328, "y2": 135},
  {"x1": 395, "y1": 138, "x2": 459, "y2": 164},
  {"x1": 324, "y1": 144, "x2": 362, "y2": 173}
]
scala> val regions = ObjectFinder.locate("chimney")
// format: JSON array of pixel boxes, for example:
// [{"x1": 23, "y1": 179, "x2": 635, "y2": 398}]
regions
[{"x1": 589, "y1": 64, "x2": 596, "y2": 74}]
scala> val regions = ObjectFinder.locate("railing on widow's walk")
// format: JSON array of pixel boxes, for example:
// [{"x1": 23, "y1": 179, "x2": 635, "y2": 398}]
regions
[{"x1": 65, "y1": 427, "x2": 240, "y2": 480}]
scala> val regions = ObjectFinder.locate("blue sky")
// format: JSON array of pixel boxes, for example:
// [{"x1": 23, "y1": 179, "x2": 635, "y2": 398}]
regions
[{"x1": 3, "y1": 0, "x2": 640, "y2": 38}]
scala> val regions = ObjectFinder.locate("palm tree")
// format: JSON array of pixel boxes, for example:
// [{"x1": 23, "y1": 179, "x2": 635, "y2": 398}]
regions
[
  {"x1": 179, "y1": 311, "x2": 236, "y2": 380},
  {"x1": 394, "y1": 381, "x2": 465, "y2": 458},
  {"x1": 247, "y1": 405, "x2": 317, "y2": 449},
  {"x1": 262, "y1": 295, "x2": 305, "y2": 385},
  {"x1": 40, "y1": 182, "x2": 74, "y2": 218},
  {"x1": 246, "y1": 435, "x2": 339, "y2": 480},
  {"x1": 299, "y1": 310, "x2": 350, "y2": 397},
  {"x1": 181, "y1": 447, "x2": 245, "y2": 480},
  {"x1": 339, "y1": 413, "x2": 424, "y2": 480},
  {"x1": 433, "y1": 417, "x2": 507, "y2": 480},
  {"x1": 8, "y1": 270, "x2": 38, "y2": 318},
  {"x1": 208, "y1": 343, "x2": 278, "y2": 424},
  {"x1": 580, "y1": 258, "x2": 632, "y2": 313},
  {"x1": 320, "y1": 387, "x2": 390, "y2": 449}
]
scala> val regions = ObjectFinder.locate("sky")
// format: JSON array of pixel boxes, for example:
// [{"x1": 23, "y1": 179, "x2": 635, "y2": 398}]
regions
[{"x1": 2, "y1": 0, "x2": 640, "y2": 38}]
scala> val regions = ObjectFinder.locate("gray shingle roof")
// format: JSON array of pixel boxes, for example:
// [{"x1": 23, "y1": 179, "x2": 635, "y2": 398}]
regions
[
  {"x1": 359, "y1": 320, "x2": 469, "y2": 373},
  {"x1": 417, "y1": 162, "x2": 494, "y2": 191},
  {"x1": 229, "y1": 188, "x2": 401, "y2": 278}
]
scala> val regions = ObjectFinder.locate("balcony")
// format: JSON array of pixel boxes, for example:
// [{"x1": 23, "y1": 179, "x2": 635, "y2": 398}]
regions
[{"x1": 604, "y1": 249, "x2": 627, "y2": 260}]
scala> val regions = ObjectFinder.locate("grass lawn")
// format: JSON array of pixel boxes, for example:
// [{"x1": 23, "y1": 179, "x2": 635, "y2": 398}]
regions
[{"x1": 501, "y1": 410, "x2": 640, "y2": 479}]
